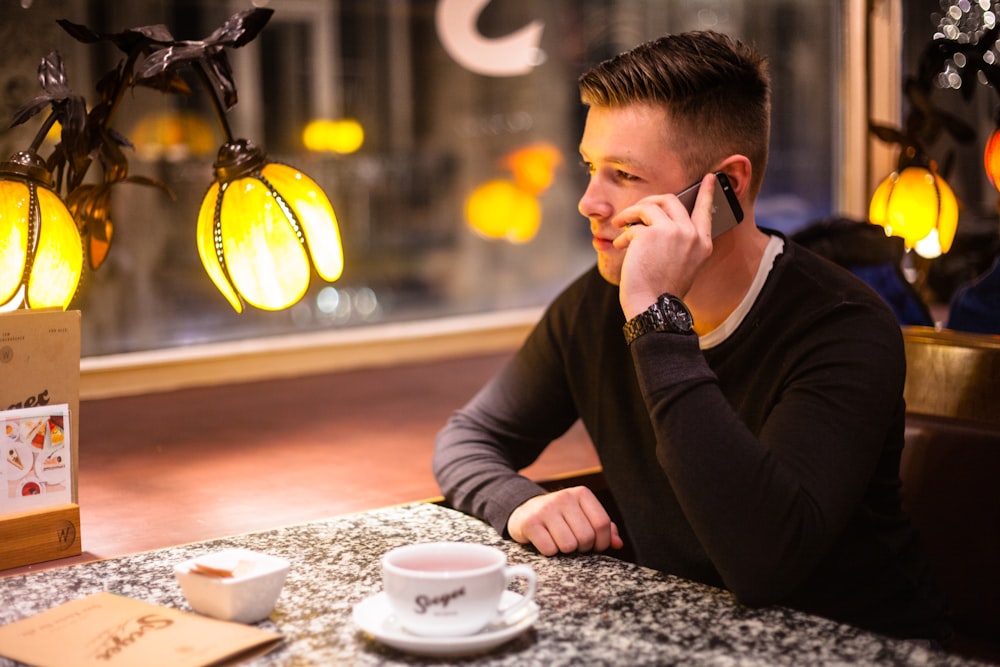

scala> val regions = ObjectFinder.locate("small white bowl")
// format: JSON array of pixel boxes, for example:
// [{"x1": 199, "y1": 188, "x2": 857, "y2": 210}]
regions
[{"x1": 174, "y1": 548, "x2": 289, "y2": 623}]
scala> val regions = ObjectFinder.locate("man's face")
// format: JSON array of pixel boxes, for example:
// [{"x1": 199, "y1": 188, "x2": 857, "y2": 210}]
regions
[{"x1": 578, "y1": 104, "x2": 690, "y2": 285}]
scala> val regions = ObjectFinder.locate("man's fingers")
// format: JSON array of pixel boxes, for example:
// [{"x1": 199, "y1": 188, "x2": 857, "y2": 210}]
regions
[
  {"x1": 691, "y1": 173, "x2": 717, "y2": 239},
  {"x1": 578, "y1": 490, "x2": 618, "y2": 551},
  {"x1": 508, "y1": 487, "x2": 623, "y2": 556},
  {"x1": 519, "y1": 519, "x2": 560, "y2": 556},
  {"x1": 514, "y1": 495, "x2": 591, "y2": 555},
  {"x1": 610, "y1": 521, "x2": 624, "y2": 550}
]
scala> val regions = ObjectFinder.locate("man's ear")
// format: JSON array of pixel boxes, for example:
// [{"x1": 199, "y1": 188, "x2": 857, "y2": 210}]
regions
[{"x1": 716, "y1": 155, "x2": 752, "y2": 201}]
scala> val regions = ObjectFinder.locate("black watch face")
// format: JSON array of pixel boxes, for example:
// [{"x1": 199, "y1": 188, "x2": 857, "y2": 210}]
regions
[
  {"x1": 624, "y1": 294, "x2": 693, "y2": 343},
  {"x1": 670, "y1": 308, "x2": 693, "y2": 330},
  {"x1": 660, "y1": 295, "x2": 693, "y2": 333}
]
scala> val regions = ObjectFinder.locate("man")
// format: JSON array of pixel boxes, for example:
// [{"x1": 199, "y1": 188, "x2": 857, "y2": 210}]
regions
[{"x1": 433, "y1": 31, "x2": 949, "y2": 642}]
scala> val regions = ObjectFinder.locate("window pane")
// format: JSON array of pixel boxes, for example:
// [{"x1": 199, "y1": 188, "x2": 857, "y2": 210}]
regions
[
  {"x1": 901, "y1": 0, "x2": 1000, "y2": 306},
  {"x1": 0, "y1": 0, "x2": 838, "y2": 357}
]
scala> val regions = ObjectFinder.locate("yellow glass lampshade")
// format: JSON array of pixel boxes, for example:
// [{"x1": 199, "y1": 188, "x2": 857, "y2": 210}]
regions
[
  {"x1": 0, "y1": 152, "x2": 83, "y2": 310},
  {"x1": 197, "y1": 140, "x2": 344, "y2": 313},
  {"x1": 0, "y1": 181, "x2": 30, "y2": 305},
  {"x1": 984, "y1": 127, "x2": 1000, "y2": 192},
  {"x1": 868, "y1": 165, "x2": 958, "y2": 255},
  {"x1": 465, "y1": 179, "x2": 541, "y2": 243}
]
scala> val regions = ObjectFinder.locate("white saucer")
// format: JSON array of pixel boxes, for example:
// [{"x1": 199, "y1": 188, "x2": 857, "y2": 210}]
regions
[{"x1": 352, "y1": 590, "x2": 539, "y2": 657}]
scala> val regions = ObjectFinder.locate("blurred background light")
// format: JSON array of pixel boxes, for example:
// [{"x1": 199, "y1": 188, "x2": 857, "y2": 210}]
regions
[{"x1": 303, "y1": 118, "x2": 365, "y2": 155}]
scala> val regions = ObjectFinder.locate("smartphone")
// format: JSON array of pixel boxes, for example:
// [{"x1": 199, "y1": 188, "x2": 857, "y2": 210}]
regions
[{"x1": 675, "y1": 172, "x2": 744, "y2": 238}]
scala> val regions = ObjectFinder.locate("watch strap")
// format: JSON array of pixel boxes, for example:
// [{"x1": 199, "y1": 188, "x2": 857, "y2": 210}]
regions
[{"x1": 622, "y1": 293, "x2": 694, "y2": 345}]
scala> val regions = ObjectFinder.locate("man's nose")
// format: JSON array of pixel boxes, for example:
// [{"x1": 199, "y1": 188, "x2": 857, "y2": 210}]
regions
[{"x1": 578, "y1": 179, "x2": 611, "y2": 220}]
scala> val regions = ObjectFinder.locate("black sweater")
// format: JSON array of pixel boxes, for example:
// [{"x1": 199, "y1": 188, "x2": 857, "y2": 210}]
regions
[{"x1": 434, "y1": 234, "x2": 949, "y2": 641}]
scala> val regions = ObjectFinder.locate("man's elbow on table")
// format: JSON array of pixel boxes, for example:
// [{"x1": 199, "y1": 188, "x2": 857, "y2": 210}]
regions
[{"x1": 720, "y1": 565, "x2": 806, "y2": 610}]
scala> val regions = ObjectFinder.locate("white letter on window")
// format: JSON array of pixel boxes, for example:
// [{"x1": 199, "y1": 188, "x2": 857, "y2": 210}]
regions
[{"x1": 435, "y1": 0, "x2": 545, "y2": 77}]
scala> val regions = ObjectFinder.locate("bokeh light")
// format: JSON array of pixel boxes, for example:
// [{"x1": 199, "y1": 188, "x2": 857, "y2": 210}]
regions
[
  {"x1": 303, "y1": 118, "x2": 365, "y2": 154},
  {"x1": 501, "y1": 142, "x2": 562, "y2": 195},
  {"x1": 465, "y1": 179, "x2": 540, "y2": 243}
]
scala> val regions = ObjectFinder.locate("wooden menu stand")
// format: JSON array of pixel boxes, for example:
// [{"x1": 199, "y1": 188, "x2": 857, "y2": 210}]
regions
[
  {"x1": 1, "y1": 309, "x2": 82, "y2": 572},
  {"x1": 0, "y1": 504, "x2": 81, "y2": 570}
]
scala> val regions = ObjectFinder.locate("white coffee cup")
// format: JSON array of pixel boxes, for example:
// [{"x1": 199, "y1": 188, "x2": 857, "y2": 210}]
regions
[{"x1": 381, "y1": 542, "x2": 537, "y2": 637}]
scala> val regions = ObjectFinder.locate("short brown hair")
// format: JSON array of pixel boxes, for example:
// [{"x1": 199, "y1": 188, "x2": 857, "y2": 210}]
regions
[{"x1": 578, "y1": 31, "x2": 770, "y2": 197}]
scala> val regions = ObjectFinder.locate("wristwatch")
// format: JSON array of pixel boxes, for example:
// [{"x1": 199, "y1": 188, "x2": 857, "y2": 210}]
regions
[{"x1": 622, "y1": 292, "x2": 694, "y2": 345}]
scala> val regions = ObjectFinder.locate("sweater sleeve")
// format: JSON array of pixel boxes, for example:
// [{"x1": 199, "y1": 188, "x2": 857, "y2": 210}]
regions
[
  {"x1": 630, "y1": 302, "x2": 906, "y2": 606},
  {"x1": 433, "y1": 299, "x2": 582, "y2": 536}
]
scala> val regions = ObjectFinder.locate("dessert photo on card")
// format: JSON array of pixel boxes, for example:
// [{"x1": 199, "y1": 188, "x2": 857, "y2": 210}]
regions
[{"x1": 2, "y1": 404, "x2": 72, "y2": 514}]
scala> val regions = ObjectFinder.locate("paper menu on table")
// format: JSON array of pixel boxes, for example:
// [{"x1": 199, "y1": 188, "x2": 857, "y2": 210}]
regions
[
  {"x1": 0, "y1": 592, "x2": 283, "y2": 667},
  {"x1": 1, "y1": 404, "x2": 72, "y2": 514}
]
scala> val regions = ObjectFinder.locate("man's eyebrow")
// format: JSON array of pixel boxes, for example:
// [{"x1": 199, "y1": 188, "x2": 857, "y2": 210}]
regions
[{"x1": 578, "y1": 148, "x2": 647, "y2": 171}]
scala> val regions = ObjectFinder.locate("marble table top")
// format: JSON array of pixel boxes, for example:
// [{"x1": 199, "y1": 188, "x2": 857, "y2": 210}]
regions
[{"x1": 0, "y1": 503, "x2": 987, "y2": 666}]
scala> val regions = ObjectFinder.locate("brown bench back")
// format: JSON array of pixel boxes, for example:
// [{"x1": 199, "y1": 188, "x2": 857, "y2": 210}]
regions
[{"x1": 900, "y1": 326, "x2": 1000, "y2": 661}]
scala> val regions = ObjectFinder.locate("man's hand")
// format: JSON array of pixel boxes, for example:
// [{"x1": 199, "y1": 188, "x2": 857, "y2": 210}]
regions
[
  {"x1": 612, "y1": 173, "x2": 716, "y2": 318},
  {"x1": 507, "y1": 486, "x2": 624, "y2": 556}
]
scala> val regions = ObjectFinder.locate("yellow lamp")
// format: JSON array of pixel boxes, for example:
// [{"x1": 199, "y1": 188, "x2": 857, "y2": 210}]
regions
[
  {"x1": 984, "y1": 126, "x2": 1000, "y2": 192},
  {"x1": 0, "y1": 150, "x2": 83, "y2": 309},
  {"x1": 65, "y1": 182, "x2": 115, "y2": 271},
  {"x1": 868, "y1": 164, "x2": 958, "y2": 256},
  {"x1": 197, "y1": 139, "x2": 344, "y2": 313}
]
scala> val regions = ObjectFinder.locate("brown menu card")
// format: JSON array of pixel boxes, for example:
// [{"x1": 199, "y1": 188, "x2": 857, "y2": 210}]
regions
[{"x1": 0, "y1": 592, "x2": 283, "y2": 667}]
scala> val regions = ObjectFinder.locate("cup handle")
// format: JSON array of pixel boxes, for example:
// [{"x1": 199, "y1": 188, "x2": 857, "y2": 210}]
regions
[{"x1": 496, "y1": 564, "x2": 537, "y2": 625}]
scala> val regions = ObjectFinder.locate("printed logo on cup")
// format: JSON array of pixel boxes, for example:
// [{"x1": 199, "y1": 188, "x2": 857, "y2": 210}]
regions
[
  {"x1": 414, "y1": 585, "x2": 466, "y2": 615},
  {"x1": 381, "y1": 542, "x2": 536, "y2": 637}
]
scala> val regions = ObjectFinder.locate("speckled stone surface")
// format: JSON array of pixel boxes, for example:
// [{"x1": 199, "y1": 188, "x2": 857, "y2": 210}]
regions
[{"x1": 0, "y1": 503, "x2": 987, "y2": 666}]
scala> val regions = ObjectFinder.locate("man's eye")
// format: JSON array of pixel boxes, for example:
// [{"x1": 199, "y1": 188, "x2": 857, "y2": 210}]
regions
[{"x1": 579, "y1": 162, "x2": 638, "y2": 182}]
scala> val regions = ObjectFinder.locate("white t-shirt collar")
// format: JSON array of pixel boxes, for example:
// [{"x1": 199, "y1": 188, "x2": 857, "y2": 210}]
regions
[{"x1": 698, "y1": 234, "x2": 785, "y2": 350}]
